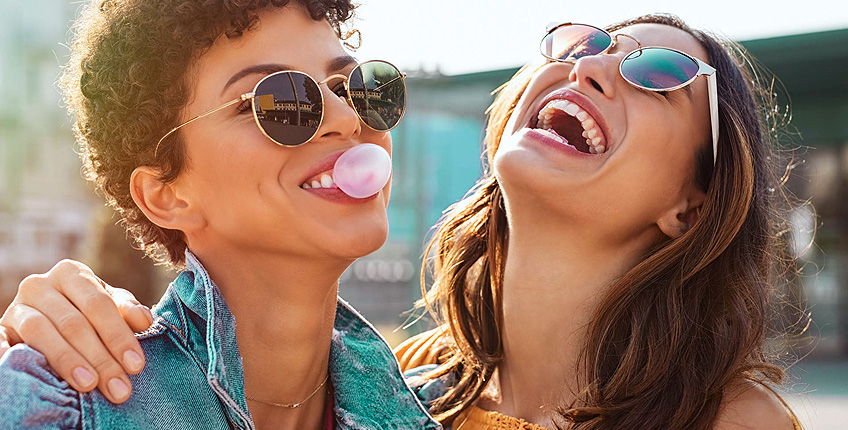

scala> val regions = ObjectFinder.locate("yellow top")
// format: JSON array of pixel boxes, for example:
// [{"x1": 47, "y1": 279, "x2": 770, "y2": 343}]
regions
[
  {"x1": 453, "y1": 405, "x2": 551, "y2": 430},
  {"x1": 394, "y1": 329, "x2": 803, "y2": 430}
]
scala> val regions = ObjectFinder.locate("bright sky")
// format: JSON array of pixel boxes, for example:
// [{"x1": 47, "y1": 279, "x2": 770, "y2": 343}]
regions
[{"x1": 351, "y1": 0, "x2": 848, "y2": 75}]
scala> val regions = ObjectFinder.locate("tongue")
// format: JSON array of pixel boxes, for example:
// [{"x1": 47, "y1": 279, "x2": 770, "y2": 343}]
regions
[{"x1": 333, "y1": 144, "x2": 392, "y2": 198}]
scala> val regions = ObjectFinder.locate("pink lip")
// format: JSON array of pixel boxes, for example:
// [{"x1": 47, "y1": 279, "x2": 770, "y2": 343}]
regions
[
  {"x1": 301, "y1": 150, "x2": 347, "y2": 185},
  {"x1": 529, "y1": 88, "x2": 613, "y2": 153},
  {"x1": 524, "y1": 129, "x2": 595, "y2": 158},
  {"x1": 303, "y1": 187, "x2": 380, "y2": 204},
  {"x1": 299, "y1": 148, "x2": 382, "y2": 204}
]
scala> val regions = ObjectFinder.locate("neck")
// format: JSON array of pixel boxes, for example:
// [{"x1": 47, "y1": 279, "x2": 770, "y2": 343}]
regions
[
  {"x1": 480, "y1": 211, "x2": 660, "y2": 427},
  {"x1": 190, "y1": 245, "x2": 349, "y2": 430}
]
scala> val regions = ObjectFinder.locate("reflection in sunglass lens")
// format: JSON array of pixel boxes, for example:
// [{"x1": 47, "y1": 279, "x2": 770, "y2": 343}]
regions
[
  {"x1": 253, "y1": 71, "x2": 323, "y2": 146},
  {"x1": 542, "y1": 24, "x2": 611, "y2": 61},
  {"x1": 348, "y1": 61, "x2": 405, "y2": 131},
  {"x1": 620, "y1": 48, "x2": 699, "y2": 90}
]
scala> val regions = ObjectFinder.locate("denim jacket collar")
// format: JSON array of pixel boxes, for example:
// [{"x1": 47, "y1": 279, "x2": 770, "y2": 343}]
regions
[{"x1": 156, "y1": 250, "x2": 440, "y2": 430}]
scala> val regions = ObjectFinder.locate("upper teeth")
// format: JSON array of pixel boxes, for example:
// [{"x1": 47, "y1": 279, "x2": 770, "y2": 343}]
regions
[
  {"x1": 301, "y1": 173, "x2": 336, "y2": 189},
  {"x1": 537, "y1": 100, "x2": 607, "y2": 154}
]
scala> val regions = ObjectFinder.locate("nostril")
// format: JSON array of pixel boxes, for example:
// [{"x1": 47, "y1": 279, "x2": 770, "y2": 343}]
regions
[{"x1": 589, "y1": 78, "x2": 604, "y2": 94}]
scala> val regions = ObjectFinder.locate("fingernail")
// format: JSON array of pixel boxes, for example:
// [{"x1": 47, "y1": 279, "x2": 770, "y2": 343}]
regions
[
  {"x1": 108, "y1": 378, "x2": 130, "y2": 399},
  {"x1": 123, "y1": 350, "x2": 144, "y2": 372},
  {"x1": 73, "y1": 367, "x2": 96, "y2": 387},
  {"x1": 138, "y1": 305, "x2": 154, "y2": 325}
]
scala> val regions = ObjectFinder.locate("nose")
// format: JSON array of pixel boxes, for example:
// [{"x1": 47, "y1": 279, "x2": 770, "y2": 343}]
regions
[
  {"x1": 567, "y1": 54, "x2": 619, "y2": 100},
  {"x1": 314, "y1": 84, "x2": 361, "y2": 142}
]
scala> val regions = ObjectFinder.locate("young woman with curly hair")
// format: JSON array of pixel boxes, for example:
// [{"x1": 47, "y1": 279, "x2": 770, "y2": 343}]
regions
[
  {"x1": 1, "y1": 10, "x2": 802, "y2": 430},
  {"x1": 0, "y1": 0, "x2": 440, "y2": 429}
]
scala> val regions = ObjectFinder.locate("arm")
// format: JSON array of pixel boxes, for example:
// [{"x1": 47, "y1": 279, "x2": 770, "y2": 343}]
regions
[
  {"x1": 0, "y1": 345, "x2": 83, "y2": 429},
  {"x1": 0, "y1": 259, "x2": 152, "y2": 403}
]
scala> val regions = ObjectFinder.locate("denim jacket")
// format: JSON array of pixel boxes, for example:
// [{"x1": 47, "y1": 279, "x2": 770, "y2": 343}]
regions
[{"x1": 0, "y1": 251, "x2": 442, "y2": 430}]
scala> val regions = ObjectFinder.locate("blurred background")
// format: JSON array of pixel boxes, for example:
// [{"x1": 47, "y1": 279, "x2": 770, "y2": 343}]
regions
[{"x1": 0, "y1": 0, "x2": 846, "y2": 427}]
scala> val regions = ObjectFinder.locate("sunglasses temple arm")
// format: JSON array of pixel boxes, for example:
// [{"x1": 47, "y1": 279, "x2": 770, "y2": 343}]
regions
[
  {"x1": 707, "y1": 72, "x2": 719, "y2": 166},
  {"x1": 154, "y1": 93, "x2": 253, "y2": 157}
]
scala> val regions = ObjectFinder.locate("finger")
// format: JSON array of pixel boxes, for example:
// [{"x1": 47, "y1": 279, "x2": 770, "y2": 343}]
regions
[
  {"x1": 15, "y1": 287, "x2": 137, "y2": 403},
  {"x1": 0, "y1": 326, "x2": 11, "y2": 358},
  {"x1": 109, "y1": 287, "x2": 154, "y2": 333},
  {"x1": 7, "y1": 303, "x2": 100, "y2": 393},
  {"x1": 45, "y1": 270, "x2": 147, "y2": 378},
  {"x1": 0, "y1": 319, "x2": 23, "y2": 346}
]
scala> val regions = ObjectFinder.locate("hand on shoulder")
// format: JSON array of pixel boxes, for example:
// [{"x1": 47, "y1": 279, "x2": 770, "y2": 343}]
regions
[{"x1": 713, "y1": 379, "x2": 798, "y2": 430}]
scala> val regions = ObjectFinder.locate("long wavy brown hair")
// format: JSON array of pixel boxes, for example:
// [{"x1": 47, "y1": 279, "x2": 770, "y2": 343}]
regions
[{"x1": 420, "y1": 14, "x2": 803, "y2": 429}]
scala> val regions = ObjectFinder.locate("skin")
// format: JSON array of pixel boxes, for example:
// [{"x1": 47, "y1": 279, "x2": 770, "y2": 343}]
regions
[
  {"x1": 0, "y1": 21, "x2": 794, "y2": 430},
  {"x1": 480, "y1": 23, "x2": 792, "y2": 430},
  {"x1": 2, "y1": 5, "x2": 393, "y2": 430},
  {"x1": 486, "y1": 23, "x2": 710, "y2": 425}
]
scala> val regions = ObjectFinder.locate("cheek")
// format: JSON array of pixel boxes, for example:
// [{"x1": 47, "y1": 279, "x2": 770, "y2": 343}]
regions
[
  {"x1": 364, "y1": 129, "x2": 392, "y2": 155},
  {"x1": 185, "y1": 126, "x2": 288, "y2": 197},
  {"x1": 365, "y1": 131, "x2": 393, "y2": 203},
  {"x1": 616, "y1": 132, "x2": 697, "y2": 206}
]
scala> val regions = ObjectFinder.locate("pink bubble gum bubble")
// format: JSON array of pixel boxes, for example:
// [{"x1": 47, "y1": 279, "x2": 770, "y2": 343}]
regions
[{"x1": 333, "y1": 144, "x2": 392, "y2": 199}]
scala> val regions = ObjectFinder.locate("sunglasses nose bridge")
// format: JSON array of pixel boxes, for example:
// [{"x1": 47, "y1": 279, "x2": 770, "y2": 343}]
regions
[
  {"x1": 317, "y1": 73, "x2": 349, "y2": 87},
  {"x1": 611, "y1": 33, "x2": 641, "y2": 52},
  {"x1": 313, "y1": 79, "x2": 362, "y2": 142}
]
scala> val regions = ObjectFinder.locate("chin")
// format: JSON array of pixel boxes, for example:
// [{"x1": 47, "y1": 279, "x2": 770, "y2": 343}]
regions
[
  {"x1": 494, "y1": 143, "x2": 592, "y2": 224},
  {"x1": 494, "y1": 141, "x2": 560, "y2": 199},
  {"x1": 324, "y1": 217, "x2": 390, "y2": 260}
]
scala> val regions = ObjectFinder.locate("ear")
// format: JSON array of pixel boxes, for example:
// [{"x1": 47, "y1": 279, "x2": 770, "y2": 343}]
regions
[
  {"x1": 656, "y1": 188, "x2": 706, "y2": 239},
  {"x1": 129, "y1": 166, "x2": 205, "y2": 233}
]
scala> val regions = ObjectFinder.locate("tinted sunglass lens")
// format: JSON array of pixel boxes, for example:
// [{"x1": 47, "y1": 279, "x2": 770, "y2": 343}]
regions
[
  {"x1": 620, "y1": 48, "x2": 699, "y2": 90},
  {"x1": 541, "y1": 24, "x2": 611, "y2": 61},
  {"x1": 348, "y1": 61, "x2": 405, "y2": 131},
  {"x1": 253, "y1": 72, "x2": 322, "y2": 146}
]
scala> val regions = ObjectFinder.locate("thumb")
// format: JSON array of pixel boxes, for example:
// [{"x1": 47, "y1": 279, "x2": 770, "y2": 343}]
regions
[{"x1": 0, "y1": 325, "x2": 22, "y2": 357}]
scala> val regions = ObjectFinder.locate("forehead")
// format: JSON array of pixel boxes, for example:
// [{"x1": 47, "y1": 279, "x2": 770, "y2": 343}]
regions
[
  {"x1": 611, "y1": 23, "x2": 708, "y2": 63},
  {"x1": 198, "y1": 5, "x2": 346, "y2": 77}
]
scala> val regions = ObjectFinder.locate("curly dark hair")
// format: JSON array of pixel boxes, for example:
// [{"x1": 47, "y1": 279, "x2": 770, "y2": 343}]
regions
[{"x1": 61, "y1": 0, "x2": 356, "y2": 267}]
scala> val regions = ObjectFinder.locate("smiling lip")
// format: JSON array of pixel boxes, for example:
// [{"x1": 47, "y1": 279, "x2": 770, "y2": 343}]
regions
[
  {"x1": 301, "y1": 150, "x2": 347, "y2": 185},
  {"x1": 523, "y1": 129, "x2": 595, "y2": 158},
  {"x1": 304, "y1": 187, "x2": 380, "y2": 204},
  {"x1": 300, "y1": 149, "x2": 382, "y2": 204},
  {"x1": 529, "y1": 88, "x2": 612, "y2": 153}
]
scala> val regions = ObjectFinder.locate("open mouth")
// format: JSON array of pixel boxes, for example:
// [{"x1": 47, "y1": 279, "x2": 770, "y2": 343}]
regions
[{"x1": 532, "y1": 99, "x2": 607, "y2": 155}]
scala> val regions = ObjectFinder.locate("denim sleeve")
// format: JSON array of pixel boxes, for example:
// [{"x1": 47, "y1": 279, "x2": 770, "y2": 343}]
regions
[
  {"x1": 404, "y1": 364, "x2": 455, "y2": 408},
  {"x1": 0, "y1": 345, "x2": 82, "y2": 429}
]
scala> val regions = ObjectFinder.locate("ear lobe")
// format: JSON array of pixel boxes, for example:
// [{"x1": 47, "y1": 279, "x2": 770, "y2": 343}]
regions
[
  {"x1": 657, "y1": 193, "x2": 705, "y2": 239},
  {"x1": 130, "y1": 167, "x2": 205, "y2": 233}
]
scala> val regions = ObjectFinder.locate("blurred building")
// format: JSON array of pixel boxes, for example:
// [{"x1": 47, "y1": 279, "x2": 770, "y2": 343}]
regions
[
  {"x1": 0, "y1": 1, "x2": 97, "y2": 303},
  {"x1": 745, "y1": 28, "x2": 848, "y2": 357}
]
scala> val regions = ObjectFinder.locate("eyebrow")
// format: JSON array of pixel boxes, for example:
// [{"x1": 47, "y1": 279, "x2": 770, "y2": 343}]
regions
[{"x1": 221, "y1": 55, "x2": 359, "y2": 95}]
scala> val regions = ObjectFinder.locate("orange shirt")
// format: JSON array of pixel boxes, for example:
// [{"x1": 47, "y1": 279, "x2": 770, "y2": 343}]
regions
[
  {"x1": 395, "y1": 328, "x2": 802, "y2": 430},
  {"x1": 452, "y1": 405, "x2": 551, "y2": 430}
]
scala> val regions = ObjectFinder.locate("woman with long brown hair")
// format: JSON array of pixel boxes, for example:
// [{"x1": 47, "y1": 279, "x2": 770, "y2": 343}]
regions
[
  {"x1": 1, "y1": 12, "x2": 801, "y2": 430},
  {"x1": 397, "y1": 14, "x2": 802, "y2": 429}
]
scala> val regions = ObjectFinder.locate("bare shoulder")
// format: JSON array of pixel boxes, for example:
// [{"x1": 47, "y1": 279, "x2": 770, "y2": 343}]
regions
[{"x1": 713, "y1": 379, "x2": 798, "y2": 430}]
